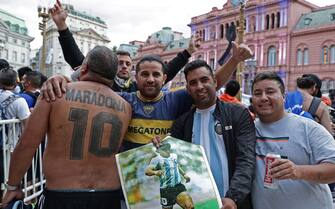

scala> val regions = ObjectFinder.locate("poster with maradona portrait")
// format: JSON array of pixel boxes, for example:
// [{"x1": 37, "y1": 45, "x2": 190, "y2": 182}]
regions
[{"x1": 116, "y1": 136, "x2": 222, "y2": 209}]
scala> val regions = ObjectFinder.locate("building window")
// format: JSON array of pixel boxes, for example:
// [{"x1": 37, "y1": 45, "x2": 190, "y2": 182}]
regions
[
  {"x1": 276, "y1": 12, "x2": 281, "y2": 28},
  {"x1": 331, "y1": 13, "x2": 335, "y2": 21},
  {"x1": 304, "y1": 18, "x2": 312, "y2": 26},
  {"x1": 322, "y1": 46, "x2": 329, "y2": 64},
  {"x1": 21, "y1": 40, "x2": 25, "y2": 46},
  {"x1": 210, "y1": 26, "x2": 216, "y2": 40},
  {"x1": 13, "y1": 39, "x2": 17, "y2": 44},
  {"x1": 330, "y1": 45, "x2": 335, "y2": 64},
  {"x1": 303, "y1": 48, "x2": 309, "y2": 65},
  {"x1": 12, "y1": 51, "x2": 17, "y2": 62},
  {"x1": 202, "y1": 29, "x2": 206, "y2": 41},
  {"x1": 268, "y1": 46, "x2": 276, "y2": 66},
  {"x1": 266, "y1": 15, "x2": 270, "y2": 30},
  {"x1": 4, "y1": 49, "x2": 8, "y2": 59},
  {"x1": 210, "y1": 58, "x2": 215, "y2": 70},
  {"x1": 271, "y1": 13, "x2": 275, "y2": 29},
  {"x1": 21, "y1": 53, "x2": 25, "y2": 63},
  {"x1": 322, "y1": 79, "x2": 335, "y2": 93},
  {"x1": 225, "y1": 23, "x2": 229, "y2": 36},
  {"x1": 297, "y1": 49, "x2": 302, "y2": 66},
  {"x1": 220, "y1": 24, "x2": 224, "y2": 39}
]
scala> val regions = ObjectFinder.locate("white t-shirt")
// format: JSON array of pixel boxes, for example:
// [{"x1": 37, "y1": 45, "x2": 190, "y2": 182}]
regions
[
  {"x1": 252, "y1": 113, "x2": 335, "y2": 209},
  {"x1": 0, "y1": 90, "x2": 30, "y2": 120}
]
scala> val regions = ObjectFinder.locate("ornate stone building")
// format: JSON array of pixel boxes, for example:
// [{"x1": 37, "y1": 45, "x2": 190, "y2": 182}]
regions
[
  {"x1": 0, "y1": 9, "x2": 34, "y2": 70},
  {"x1": 44, "y1": 4, "x2": 110, "y2": 77},
  {"x1": 132, "y1": 27, "x2": 190, "y2": 89},
  {"x1": 189, "y1": 0, "x2": 335, "y2": 94}
]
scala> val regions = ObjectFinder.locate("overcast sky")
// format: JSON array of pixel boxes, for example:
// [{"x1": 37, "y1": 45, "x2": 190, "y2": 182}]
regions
[{"x1": 0, "y1": 0, "x2": 331, "y2": 49}]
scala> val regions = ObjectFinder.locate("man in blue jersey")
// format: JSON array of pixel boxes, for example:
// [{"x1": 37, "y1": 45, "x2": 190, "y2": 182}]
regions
[{"x1": 145, "y1": 142, "x2": 194, "y2": 209}]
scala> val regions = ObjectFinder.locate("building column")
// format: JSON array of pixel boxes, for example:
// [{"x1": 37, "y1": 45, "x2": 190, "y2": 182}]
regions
[
  {"x1": 246, "y1": 16, "x2": 249, "y2": 32},
  {"x1": 282, "y1": 42, "x2": 287, "y2": 64},
  {"x1": 254, "y1": 44, "x2": 258, "y2": 61},
  {"x1": 284, "y1": 9, "x2": 287, "y2": 26},
  {"x1": 255, "y1": 14, "x2": 259, "y2": 31},
  {"x1": 214, "y1": 49, "x2": 217, "y2": 69},
  {"x1": 278, "y1": 42, "x2": 282, "y2": 65},
  {"x1": 280, "y1": 9, "x2": 284, "y2": 27},
  {"x1": 261, "y1": 14, "x2": 265, "y2": 31},
  {"x1": 206, "y1": 51, "x2": 210, "y2": 63},
  {"x1": 206, "y1": 27, "x2": 210, "y2": 41},
  {"x1": 260, "y1": 44, "x2": 264, "y2": 66}
]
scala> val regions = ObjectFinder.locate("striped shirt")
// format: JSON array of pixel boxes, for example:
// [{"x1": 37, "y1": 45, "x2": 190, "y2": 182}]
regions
[
  {"x1": 149, "y1": 153, "x2": 182, "y2": 189},
  {"x1": 192, "y1": 104, "x2": 229, "y2": 198}
]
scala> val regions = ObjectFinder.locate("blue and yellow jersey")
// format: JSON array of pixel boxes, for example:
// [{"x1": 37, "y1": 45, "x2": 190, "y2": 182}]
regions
[{"x1": 120, "y1": 90, "x2": 192, "y2": 147}]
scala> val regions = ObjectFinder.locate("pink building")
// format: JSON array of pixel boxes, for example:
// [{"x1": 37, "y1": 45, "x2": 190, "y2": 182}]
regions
[
  {"x1": 189, "y1": 0, "x2": 335, "y2": 95},
  {"x1": 132, "y1": 27, "x2": 190, "y2": 88}
]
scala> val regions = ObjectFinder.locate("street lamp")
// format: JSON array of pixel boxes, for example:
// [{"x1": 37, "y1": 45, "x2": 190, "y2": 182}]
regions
[
  {"x1": 232, "y1": 0, "x2": 247, "y2": 100},
  {"x1": 37, "y1": 6, "x2": 50, "y2": 76}
]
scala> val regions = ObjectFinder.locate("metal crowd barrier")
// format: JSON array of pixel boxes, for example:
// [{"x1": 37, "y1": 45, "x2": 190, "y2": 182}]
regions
[{"x1": 1, "y1": 119, "x2": 46, "y2": 202}]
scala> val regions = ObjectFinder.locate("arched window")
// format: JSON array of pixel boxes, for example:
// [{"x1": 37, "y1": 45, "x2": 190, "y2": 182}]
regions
[
  {"x1": 330, "y1": 45, "x2": 335, "y2": 64},
  {"x1": 266, "y1": 15, "x2": 270, "y2": 30},
  {"x1": 322, "y1": 46, "x2": 329, "y2": 64},
  {"x1": 297, "y1": 49, "x2": 302, "y2": 65},
  {"x1": 268, "y1": 46, "x2": 277, "y2": 66},
  {"x1": 303, "y1": 48, "x2": 309, "y2": 65}
]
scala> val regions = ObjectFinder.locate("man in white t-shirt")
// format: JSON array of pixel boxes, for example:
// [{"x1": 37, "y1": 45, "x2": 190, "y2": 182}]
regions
[
  {"x1": 0, "y1": 68, "x2": 30, "y2": 122},
  {"x1": 0, "y1": 67, "x2": 30, "y2": 200},
  {"x1": 251, "y1": 71, "x2": 335, "y2": 209}
]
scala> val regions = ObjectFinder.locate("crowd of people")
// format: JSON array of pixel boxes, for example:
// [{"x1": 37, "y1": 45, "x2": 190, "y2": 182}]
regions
[{"x1": 1, "y1": 0, "x2": 335, "y2": 209}]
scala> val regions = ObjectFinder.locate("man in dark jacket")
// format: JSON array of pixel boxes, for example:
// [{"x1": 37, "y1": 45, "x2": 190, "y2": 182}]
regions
[
  {"x1": 170, "y1": 60, "x2": 256, "y2": 209},
  {"x1": 50, "y1": 0, "x2": 199, "y2": 93}
]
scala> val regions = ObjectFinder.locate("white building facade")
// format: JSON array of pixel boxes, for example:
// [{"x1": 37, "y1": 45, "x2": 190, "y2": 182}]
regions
[
  {"x1": 0, "y1": 9, "x2": 34, "y2": 70},
  {"x1": 45, "y1": 4, "x2": 110, "y2": 77}
]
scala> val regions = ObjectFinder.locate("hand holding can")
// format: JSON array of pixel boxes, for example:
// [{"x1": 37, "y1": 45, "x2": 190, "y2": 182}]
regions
[{"x1": 264, "y1": 153, "x2": 281, "y2": 189}]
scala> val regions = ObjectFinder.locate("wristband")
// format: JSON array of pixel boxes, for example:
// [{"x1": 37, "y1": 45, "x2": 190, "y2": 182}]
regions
[{"x1": 5, "y1": 182, "x2": 20, "y2": 191}]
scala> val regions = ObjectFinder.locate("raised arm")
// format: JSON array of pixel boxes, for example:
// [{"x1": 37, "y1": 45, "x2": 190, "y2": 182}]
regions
[
  {"x1": 50, "y1": 0, "x2": 84, "y2": 68},
  {"x1": 214, "y1": 42, "x2": 253, "y2": 90},
  {"x1": 165, "y1": 34, "x2": 201, "y2": 84}
]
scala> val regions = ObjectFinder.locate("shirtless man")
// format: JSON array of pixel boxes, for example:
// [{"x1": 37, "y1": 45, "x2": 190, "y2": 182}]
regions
[{"x1": 1, "y1": 46, "x2": 132, "y2": 209}]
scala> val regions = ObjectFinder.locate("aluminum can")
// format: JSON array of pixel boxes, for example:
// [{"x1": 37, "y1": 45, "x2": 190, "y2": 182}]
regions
[{"x1": 264, "y1": 153, "x2": 281, "y2": 189}]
